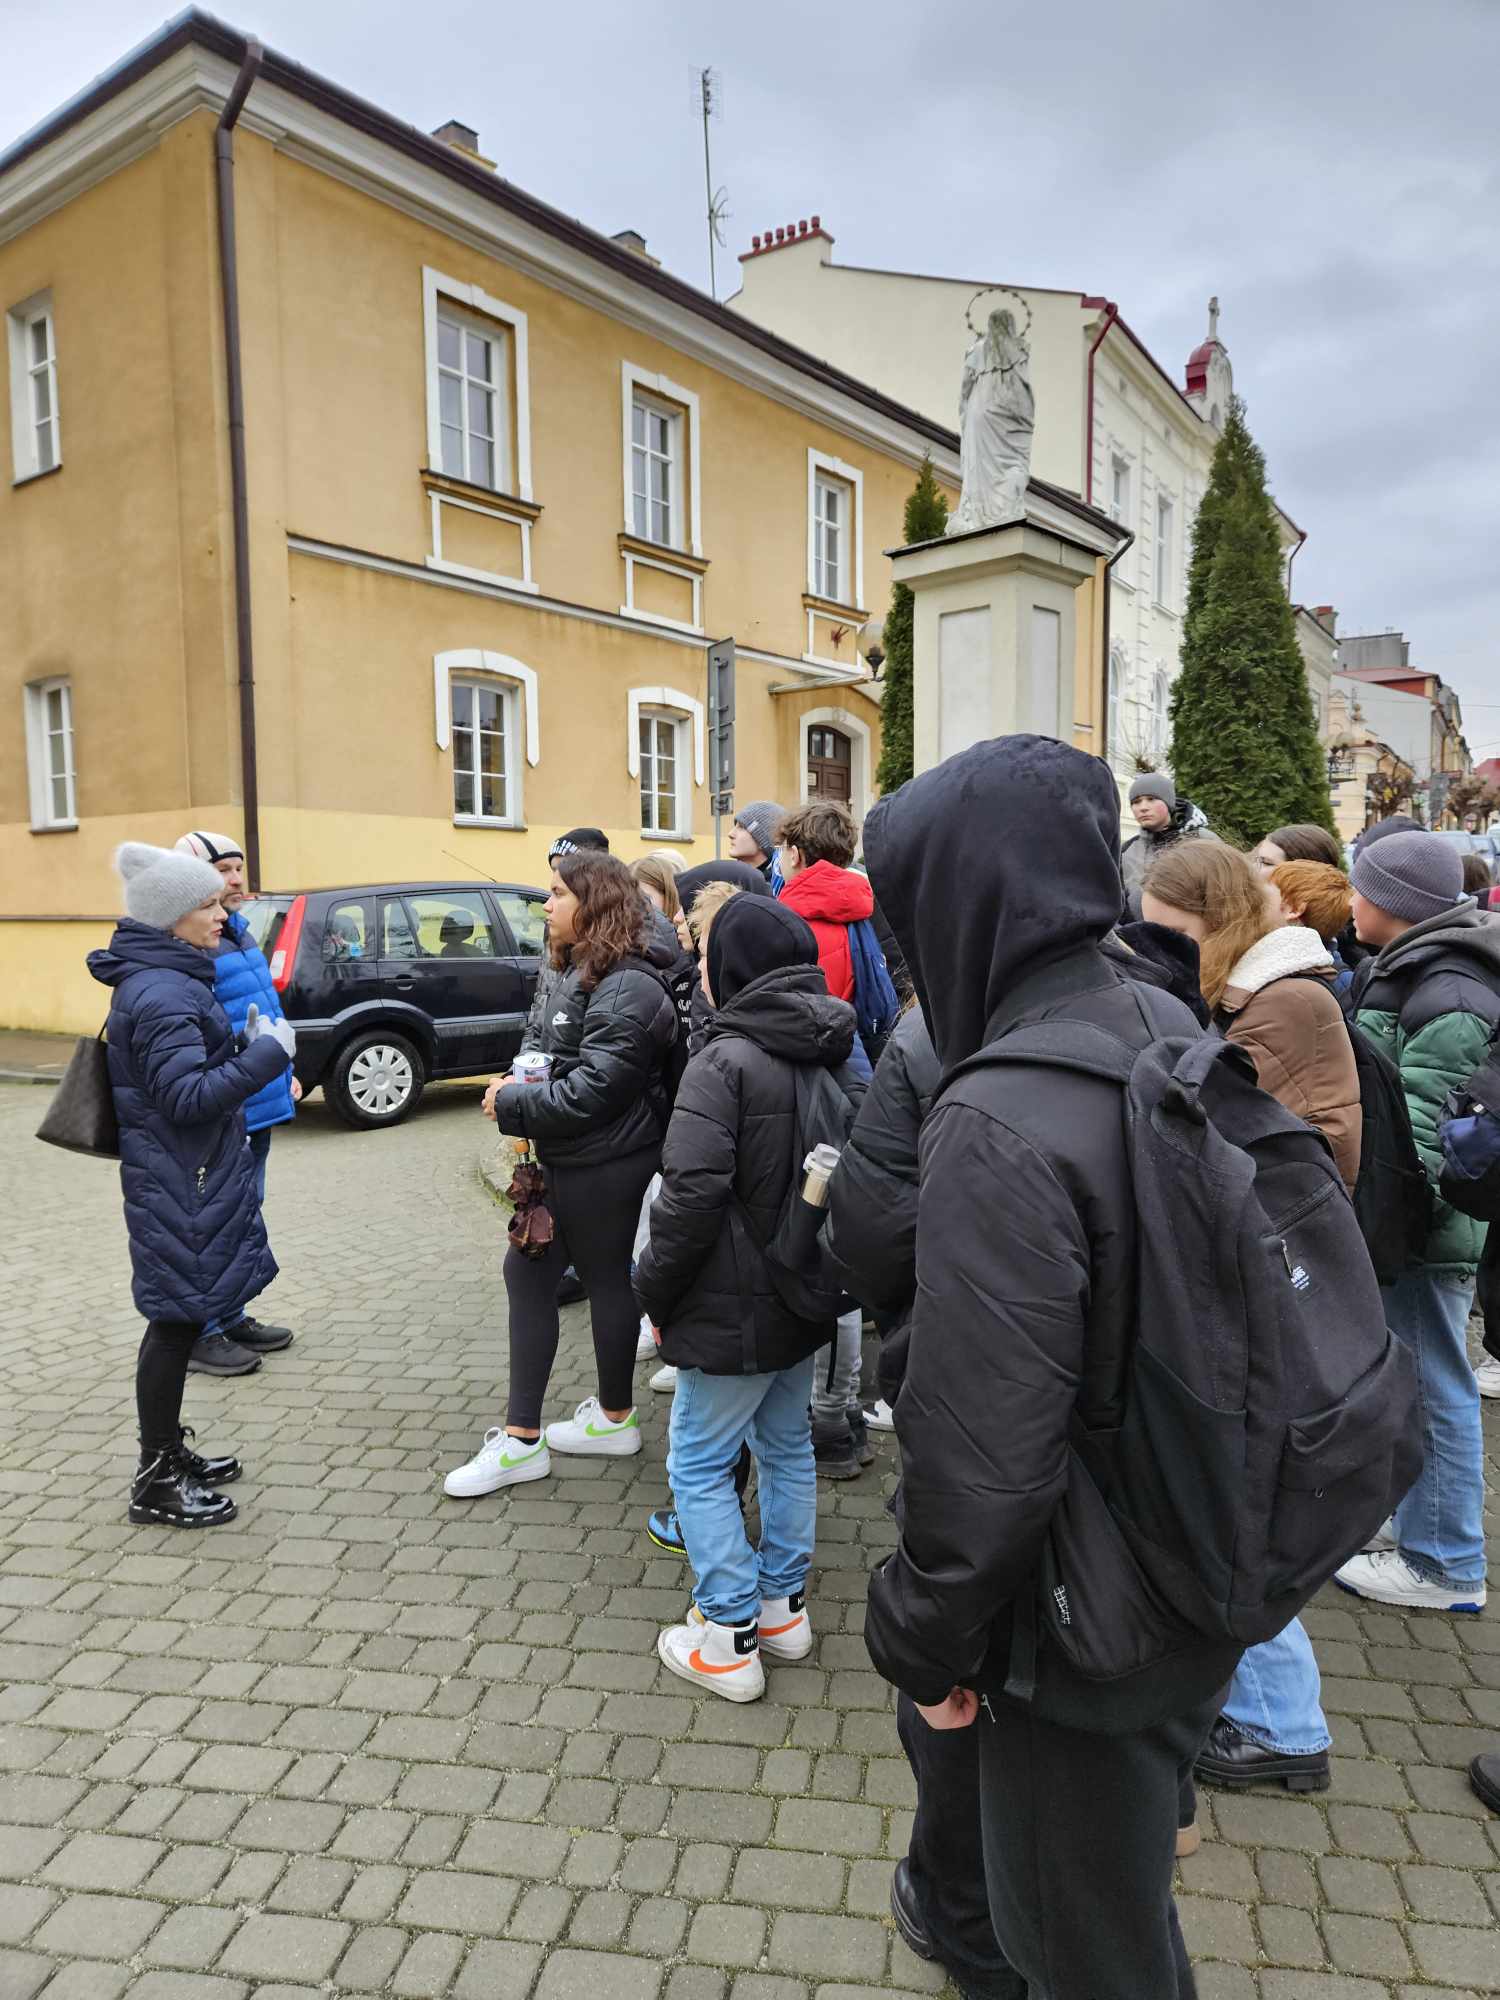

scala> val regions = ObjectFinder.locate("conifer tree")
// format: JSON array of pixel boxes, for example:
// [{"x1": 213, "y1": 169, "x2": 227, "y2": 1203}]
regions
[
  {"x1": 875, "y1": 458, "x2": 949, "y2": 795},
  {"x1": 1168, "y1": 399, "x2": 1334, "y2": 845}
]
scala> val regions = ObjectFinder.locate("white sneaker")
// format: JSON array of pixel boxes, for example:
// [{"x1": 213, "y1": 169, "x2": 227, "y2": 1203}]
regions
[
  {"x1": 863, "y1": 1399, "x2": 896, "y2": 1433},
  {"x1": 636, "y1": 1316, "x2": 657, "y2": 1360},
  {"x1": 1364, "y1": 1516, "x2": 1398, "y2": 1553},
  {"x1": 443, "y1": 1428, "x2": 550, "y2": 1497},
  {"x1": 545, "y1": 1398, "x2": 642, "y2": 1457},
  {"x1": 658, "y1": 1606, "x2": 764, "y2": 1702},
  {"x1": 758, "y1": 1591, "x2": 813, "y2": 1661},
  {"x1": 649, "y1": 1364, "x2": 678, "y2": 1394},
  {"x1": 1474, "y1": 1354, "x2": 1500, "y2": 1399},
  {"x1": 1335, "y1": 1548, "x2": 1486, "y2": 1613}
]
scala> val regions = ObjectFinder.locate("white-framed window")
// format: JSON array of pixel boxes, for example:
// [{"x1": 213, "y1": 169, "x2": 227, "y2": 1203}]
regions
[
  {"x1": 631, "y1": 392, "x2": 679, "y2": 547},
  {"x1": 627, "y1": 685, "x2": 705, "y2": 838},
  {"x1": 806, "y1": 449, "x2": 864, "y2": 607},
  {"x1": 621, "y1": 364, "x2": 701, "y2": 558},
  {"x1": 450, "y1": 678, "x2": 516, "y2": 824},
  {"x1": 422, "y1": 268, "x2": 531, "y2": 499},
  {"x1": 1109, "y1": 455, "x2": 1131, "y2": 527},
  {"x1": 1151, "y1": 665, "x2": 1171, "y2": 763},
  {"x1": 23, "y1": 676, "x2": 75, "y2": 829},
  {"x1": 1107, "y1": 644, "x2": 1126, "y2": 762},
  {"x1": 8, "y1": 292, "x2": 59, "y2": 483},
  {"x1": 1155, "y1": 493, "x2": 1174, "y2": 607},
  {"x1": 812, "y1": 471, "x2": 849, "y2": 603}
]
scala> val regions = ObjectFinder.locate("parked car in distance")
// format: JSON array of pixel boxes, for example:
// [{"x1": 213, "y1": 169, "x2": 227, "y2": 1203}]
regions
[
  {"x1": 1431, "y1": 829, "x2": 1500, "y2": 872},
  {"x1": 241, "y1": 880, "x2": 549, "y2": 1129}
]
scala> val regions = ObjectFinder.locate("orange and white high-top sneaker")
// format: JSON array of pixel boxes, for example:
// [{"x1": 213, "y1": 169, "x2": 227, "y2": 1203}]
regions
[
  {"x1": 658, "y1": 1605, "x2": 765, "y2": 1702},
  {"x1": 757, "y1": 1591, "x2": 813, "y2": 1662}
]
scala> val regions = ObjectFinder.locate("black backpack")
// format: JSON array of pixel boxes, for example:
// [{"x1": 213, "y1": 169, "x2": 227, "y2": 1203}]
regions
[
  {"x1": 945, "y1": 1022, "x2": 1422, "y2": 1696},
  {"x1": 1345, "y1": 1018, "x2": 1433, "y2": 1282},
  {"x1": 733, "y1": 1061, "x2": 859, "y2": 1325}
]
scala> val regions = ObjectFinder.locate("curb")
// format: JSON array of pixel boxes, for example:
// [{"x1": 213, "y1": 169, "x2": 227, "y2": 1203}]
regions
[{"x1": 0, "y1": 1069, "x2": 61, "y2": 1085}]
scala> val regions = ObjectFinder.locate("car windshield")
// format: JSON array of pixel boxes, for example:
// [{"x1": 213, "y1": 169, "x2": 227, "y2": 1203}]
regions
[{"x1": 240, "y1": 899, "x2": 288, "y2": 949}]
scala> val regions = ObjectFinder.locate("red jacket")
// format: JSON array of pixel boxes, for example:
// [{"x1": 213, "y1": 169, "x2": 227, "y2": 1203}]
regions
[{"x1": 778, "y1": 861, "x2": 874, "y2": 1001}]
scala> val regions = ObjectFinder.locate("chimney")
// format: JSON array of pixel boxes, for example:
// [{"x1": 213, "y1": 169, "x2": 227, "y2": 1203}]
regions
[
  {"x1": 431, "y1": 120, "x2": 496, "y2": 169},
  {"x1": 1312, "y1": 605, "x2": 1337, "y2": 634},
  {"x1": 740, "y1": 214, "x2": 833, "y2": 262},
  {"x1": 611, "y1": 229, "x2": 662, "y2": 269}
]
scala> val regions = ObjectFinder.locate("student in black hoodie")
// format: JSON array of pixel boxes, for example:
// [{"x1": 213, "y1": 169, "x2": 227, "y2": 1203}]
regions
[{"x1": 862, "y1": 735, "x2": 1233, "y2": 2000}]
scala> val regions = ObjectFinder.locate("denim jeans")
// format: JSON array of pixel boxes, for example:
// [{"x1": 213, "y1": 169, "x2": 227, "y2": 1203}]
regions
[
  {"x1": 1385, "y1": 1267, "x2": 1487, "y2": 1587},
  {"x1": 810, "y1": 1309, "x2": 863, "y2": 1442},
  {"x1": 1222, "y1": 1619, "x2": 1331, "y2": 1755},
  {"x1": 202, "y1": 1127, "x2": 273, "y2": 1339},
  {"x1": 667, "y1": 1355, "x2": 816, "y2": 1626}
]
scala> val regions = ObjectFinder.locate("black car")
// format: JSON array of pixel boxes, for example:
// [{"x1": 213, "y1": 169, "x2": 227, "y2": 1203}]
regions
[{"x1": 242, "y1": 880, "x2": 549, "y2": 1129}]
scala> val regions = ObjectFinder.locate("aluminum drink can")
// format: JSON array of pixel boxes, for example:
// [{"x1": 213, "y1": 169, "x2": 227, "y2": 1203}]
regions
[{"x1": 512, "y1": 1050, "x2": 552, "y2": 1084}]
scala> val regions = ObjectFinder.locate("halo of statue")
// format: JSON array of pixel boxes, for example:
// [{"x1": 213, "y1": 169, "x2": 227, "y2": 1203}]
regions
[{"x1": 964, "y1": 286, "x2": 1032, "y2": 350}]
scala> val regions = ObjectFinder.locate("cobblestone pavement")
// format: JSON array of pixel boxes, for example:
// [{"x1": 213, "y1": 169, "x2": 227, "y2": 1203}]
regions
[{"x1": 1, "y1": 1081, "x2": 1498, "y2": 2000}]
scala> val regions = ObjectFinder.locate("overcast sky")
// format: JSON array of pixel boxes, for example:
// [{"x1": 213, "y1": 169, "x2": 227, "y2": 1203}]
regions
[{"x1": 4, "y1": 0, "x2": 1497, "y2": 751}]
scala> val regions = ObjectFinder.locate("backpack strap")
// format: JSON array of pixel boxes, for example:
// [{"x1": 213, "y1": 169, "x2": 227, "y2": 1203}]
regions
[{"x1": 942, "y1": 1019, "x2": 1140, "y2": 1096}]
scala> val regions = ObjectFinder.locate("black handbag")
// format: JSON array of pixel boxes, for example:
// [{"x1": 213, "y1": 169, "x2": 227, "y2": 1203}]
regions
[{"x1": 36, "y1": 1028, "x2": 120, "y2": 1159}]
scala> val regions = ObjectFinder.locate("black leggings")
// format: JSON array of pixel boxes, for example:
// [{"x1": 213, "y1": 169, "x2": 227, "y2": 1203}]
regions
[
  {"x1": 136, "y1": 1319, "x2": 200, "y2": 1456},
  {"x1": 504, "y1": 1149, "x2": 660, "y2": 1432}
]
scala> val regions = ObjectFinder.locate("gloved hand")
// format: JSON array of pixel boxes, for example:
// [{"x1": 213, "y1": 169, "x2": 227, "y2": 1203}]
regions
[{"x1": 244, "y1": 1003, "x2": 297, "y2": 1060}]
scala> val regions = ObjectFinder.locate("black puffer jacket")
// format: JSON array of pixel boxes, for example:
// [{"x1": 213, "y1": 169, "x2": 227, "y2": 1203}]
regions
[
  {"x1": 496, "y1": 939, "x2": 677, "y2": 1167},
  {"x1": 860, "y1": 735, "x2": 1240, "y2": 1732},
  {"x1": 635, "y1": 965, "x2": 861, "y2": 1372}
]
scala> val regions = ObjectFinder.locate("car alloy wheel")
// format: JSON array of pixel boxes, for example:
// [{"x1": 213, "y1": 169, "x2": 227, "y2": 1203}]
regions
[{"x1": 346, "y1": 1042, "x2": 415, "y2": 1117}]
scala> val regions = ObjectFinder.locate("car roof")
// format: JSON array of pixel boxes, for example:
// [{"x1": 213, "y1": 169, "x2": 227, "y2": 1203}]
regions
[{"x1": 258, "y1": 881, "x2": 547, "y2": 899}]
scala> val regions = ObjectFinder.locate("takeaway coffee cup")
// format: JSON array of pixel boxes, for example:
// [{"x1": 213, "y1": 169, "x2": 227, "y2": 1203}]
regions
[{"x1": 802, "y1": 1143, "x2": 842, "y2": 1208}]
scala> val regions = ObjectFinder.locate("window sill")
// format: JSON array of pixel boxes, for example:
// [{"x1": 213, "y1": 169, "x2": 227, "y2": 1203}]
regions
[
  {"x1": 1153, "y1": 601, "x2": 1178, "y2": 620},
  {"x1": 422, "y1": 467, "x2": 542, "y2": 519},
  {"x1": 453, "y1": 815, "x2": 526, "y2": 831},
  {"x1": 642, "y1": 831, "x2": 695, "y2": 844},
  {"x1": 29, "y1": 819, "x2": 78, "y2": 835},
  {"x1": 802, "y1": 590, "x2": 868, "y2": 621},
  {"x1": 13, "y1": 463, "x2": 63, "y2": 490},
  {"x1": 619, "y1": 532, "x2": 709, "y2": 574}
]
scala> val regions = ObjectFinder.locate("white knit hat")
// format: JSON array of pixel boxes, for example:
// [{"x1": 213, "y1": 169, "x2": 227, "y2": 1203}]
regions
[
  {"x1": 174, "y1": 829, "x2": 244, "y2": 864},
  {"x1": 114, "y1": 843, "x2": 226, "y2": 930}
]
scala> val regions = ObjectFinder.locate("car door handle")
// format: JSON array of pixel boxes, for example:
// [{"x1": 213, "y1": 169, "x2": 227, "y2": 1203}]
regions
[{"x1": 394, "y1": 976, "x2": 415, "y2": 992}]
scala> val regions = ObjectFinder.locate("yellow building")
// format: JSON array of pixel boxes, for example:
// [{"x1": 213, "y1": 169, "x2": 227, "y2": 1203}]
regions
[{"x1": 1, "y1": 15, "x2": 1120, "y2": 1034}]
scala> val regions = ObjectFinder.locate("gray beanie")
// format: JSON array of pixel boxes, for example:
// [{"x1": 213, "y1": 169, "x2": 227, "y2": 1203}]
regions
[
  {"x1": 1351, "y1": 830, "x2": 1464, "y2": 923},
  {"x1": 175, "y1": 829, "x2": 244, "y2": 864},
  {"x1": 734, "y1": 800, "x2": 787, "y2": 857},
  {"x1": 1129, "y1": 772, "x2": 1177, "y2": 811},
  {"x1": 114, "y1": 842, "x2": 226, "y2": 930}
]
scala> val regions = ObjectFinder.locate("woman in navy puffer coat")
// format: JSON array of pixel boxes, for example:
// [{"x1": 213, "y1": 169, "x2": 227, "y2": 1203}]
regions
[{"x1": 88, "y1": 843, "x2": 292, "y2": 1529}]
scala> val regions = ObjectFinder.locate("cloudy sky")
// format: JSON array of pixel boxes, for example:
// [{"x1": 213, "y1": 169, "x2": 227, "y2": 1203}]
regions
[{"x1": 5, "y1": 0, "x2": 1497, "y2": 751}]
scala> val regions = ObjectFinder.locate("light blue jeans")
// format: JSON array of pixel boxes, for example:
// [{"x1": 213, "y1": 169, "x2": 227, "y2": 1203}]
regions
[
  {"x1": 1222, "y1": 1620, "x2": 1331, "y2": 1755},
  {"x1": 1385, "y1": 1267, "x2": 1487, "y2": 1588},
  {"x1": 667, "y1": 1355, "x2": 817, "y2": 1626}
]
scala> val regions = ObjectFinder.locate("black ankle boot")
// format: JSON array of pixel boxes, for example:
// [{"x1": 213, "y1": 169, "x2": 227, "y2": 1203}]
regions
[
  {"x1": 178, "y1": 1426, "x2": 242, "y2": 1485},
  {"x1": 129, "y1": 1447, "x2": 237, "y2": 1529}
]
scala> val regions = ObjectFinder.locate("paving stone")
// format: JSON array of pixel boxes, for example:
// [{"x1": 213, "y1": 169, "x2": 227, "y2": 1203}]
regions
[
  {"x1": 218, "y1": 1914, "x2": 352, "y2": 1982},
  {"x1": 732, "y1": 1847, "x2": 845, "y2": 1911},
  {"x1": 29, "y1": 1965, "x2": 130, "y2": 2000},
  {"x1": 771, "y1": 1799, "x2": 883, "y2": 1855},
  {"x1": 387, "y1": 1931, "x2": 465, "y2": 1996},
  {"x1": 1408, "y1": 1922, "x2": 1500, "y2": 1988},
  {"x1": 41, "y1": 1832, "x2": 163, "y2": 1891},
  {"x1": 1258, "y1": 1904, "x2": 1325, "y2": 1969},
  {"x1": 0, "y1": 1885, "x2": 55, "y2": 1945},
  {"x1": 688, "y1": 1905, "x2": 769, "y2": 1967},
  {"x1": 396, "y1": 1868, "x2": 518, "y2": 1934},
  {"x1": 32, "y1": 1893, "x2": 165, "y2": 1959},
  {"x1": 1322, "y1": 1911, "x2": 1412, "y2": 1978},
  {"x1": 1317, "y1": 1857, "x2": 1404, "y2": 1917},
  {"x1": 453, "y1": 1940, "x2": 545, "y2": 1999},
  {"x1": 1177, "y1": 1895, "x2": 1257, "y2": 1963},
  {"x1": 766, "y1": 1911, "x2": 886, "y2": 1980},
  {"x1": 534, "y1": 1948, "x2": 663, "y2": 2000},
  {"x1": 139, "y1": 1903, "x2": 243, "y2": 1969},
  {"x1": 328, "y1": 1923, "x2": 406, "y2": 1992},
  {"x1": 0, "y1": 1952, "x2": 59, "y2": 2000}
]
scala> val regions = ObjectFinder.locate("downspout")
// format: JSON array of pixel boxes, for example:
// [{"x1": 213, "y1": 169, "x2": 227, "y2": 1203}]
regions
[
  {"x1": 1284, "y1": 523, "x2": 1307, "y2": 599},
  {"x1": 1101, "y1": 529, "x2": 1135, "y2": 762},
  {"x1": 1084, "y1": 300, "x2": 1119, "y2": 506},
  {"x1": 216, "y1": 40, "x2": 264, "y2": 887}
]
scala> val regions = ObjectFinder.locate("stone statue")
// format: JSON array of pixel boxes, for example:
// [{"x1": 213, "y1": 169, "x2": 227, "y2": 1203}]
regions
[{"x1": 949, "y1": 307, "x2": 1034, "y2": 534}]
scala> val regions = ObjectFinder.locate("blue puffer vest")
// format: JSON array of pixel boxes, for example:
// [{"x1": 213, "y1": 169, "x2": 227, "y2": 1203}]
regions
[
  {"x1": 88, "y1": 922, "x2": 292, "y2": 1326},
  {"x1": 213, "y1": 911, "x2": 296, "y2": 1133}
]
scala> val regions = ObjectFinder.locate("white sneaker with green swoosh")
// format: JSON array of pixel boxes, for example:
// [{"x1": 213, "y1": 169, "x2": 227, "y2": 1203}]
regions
[{"x1": 545, "y1": 1398, "x2": 642, "y2": 1457}]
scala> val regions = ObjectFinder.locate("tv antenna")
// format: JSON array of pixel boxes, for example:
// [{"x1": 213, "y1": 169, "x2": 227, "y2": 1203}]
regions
[{"x1": 692, "y1": 66, "x2": 729, "y2": 299}]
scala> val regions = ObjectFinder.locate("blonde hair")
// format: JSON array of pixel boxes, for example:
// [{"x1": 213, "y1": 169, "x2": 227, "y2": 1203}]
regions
[
  {"x1": 1270, "y1": 861, "x2": 1352, "y2": 944},
  {"x1": 644, "y1": 847, "x2": 688, "y2": 873},
  {"x1": 1143, "y1": 842, "x2": 1273, "y2": 1010},
  {"x1": 686, "y1": 880, "x2": 740, "y2": 948},
  {"x1": 631, "y1": 855, "x2": 681, "y2": 920}
]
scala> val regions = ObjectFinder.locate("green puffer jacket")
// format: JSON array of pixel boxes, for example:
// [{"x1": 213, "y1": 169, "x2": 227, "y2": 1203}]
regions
[{"x1": 1352, "y1": 904, "x2": 1500, "y2": 1276}]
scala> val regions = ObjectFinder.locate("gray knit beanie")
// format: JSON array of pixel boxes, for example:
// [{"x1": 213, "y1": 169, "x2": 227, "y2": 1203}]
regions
[
  {"x1": 114, "y1": 842, "x2": 226, "y2": 930},
  {"x1": 1351, "y1": 830, "x2": 1465, "y2": 923},
  {"x1": 734, "y1": 800, "x2": 787, "y2": 857},
  {"x1": 1129, "y1": 772, "x2": 1177, "y2": 811}
]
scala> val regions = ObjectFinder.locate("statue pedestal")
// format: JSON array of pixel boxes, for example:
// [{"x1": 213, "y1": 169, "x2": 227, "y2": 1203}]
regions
[{"x1": 893, "y1": 494, "x2": 1122, "y2": 771}]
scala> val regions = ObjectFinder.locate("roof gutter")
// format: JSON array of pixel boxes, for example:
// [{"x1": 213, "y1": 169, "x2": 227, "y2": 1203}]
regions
[
  {"x1": 215, "y1": 38, "x2": 263, "y2": 890},
  {"x1": 1284, "y1": 523, "x2": 1308, "y2": 601},
  {"x1": 1083, "y1": 301, "x2": 1119, "y2": 505}
]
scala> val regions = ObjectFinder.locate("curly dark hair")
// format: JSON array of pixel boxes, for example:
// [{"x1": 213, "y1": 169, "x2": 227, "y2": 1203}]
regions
[{"x1": 551, "y1": 851, "x2": 649, "y2": 990}]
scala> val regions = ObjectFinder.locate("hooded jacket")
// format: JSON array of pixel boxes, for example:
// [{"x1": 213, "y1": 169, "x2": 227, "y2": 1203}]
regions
[
  {"x1": 212, "y1": 910, "x2": 296, "y2": 1134},
  {"x1": 88, "y1": 922, "x2": 291, "y2": 1324},
  {"x1": 777, "y1": 859, "x2": 875, "y2": 1001},
  {"x1": 1119, "y1": 796, "x2": 1217, "y2": 919},
  {"x1": 497, "y1": 932, "x2": 678, "y2": 1168},
  {"x1": 635, "y1": 959, "x2": 861, "y2": 1372},
  {"x1": 1351, "y1": 901, "x2": 1500, "y2": 1273},
  {"x1": 1217, "y1": 925, "x2": 1361, "y2": 1192},
  {"x1": 859, "y1": 735, "x2": 1240, "y2": 1729}
]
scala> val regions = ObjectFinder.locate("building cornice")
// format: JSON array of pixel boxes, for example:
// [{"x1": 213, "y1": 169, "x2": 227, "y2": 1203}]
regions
[{"x1": 0, "y1": 11, "x2": 961, "y2": 481}]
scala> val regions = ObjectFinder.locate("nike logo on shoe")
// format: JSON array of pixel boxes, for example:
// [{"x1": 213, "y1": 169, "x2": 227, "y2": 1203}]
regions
[{"x1": 688, "y1": 1649, "x2": 756, "y2": 1675}]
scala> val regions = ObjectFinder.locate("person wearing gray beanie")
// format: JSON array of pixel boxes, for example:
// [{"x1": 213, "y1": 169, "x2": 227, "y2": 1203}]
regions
[
  {"x1": 730, "y1": 800, "x2": 787, "y2": 883},
  {"x1": 115, "y1": 842, "x2": 227, "y2": 930},
  {"x1": 1350, "y1": 812, "x2": 1420, "y2": 862},
  {"x1": 1120, "y1": 772, "x2": 1216, "y2": 919},
  {"x1": 1128, "y1": 772, "x2": 1177, "y2": 814},
  {"x1": 1334, "y1": 827, "x2": 1500, "y2": 1616}
]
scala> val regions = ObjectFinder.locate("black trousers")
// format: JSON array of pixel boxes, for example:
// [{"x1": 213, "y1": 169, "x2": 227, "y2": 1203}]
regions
[
  {"x1": 974, "y1": 1690, "x2": 1218, "y2": 1999},
  {"x1": 136, "y1": 1319, "x2": 200, "y2": 1455},
  {"x1": 504, "y1": 1148, "x2": 660, "y2": 1431},
  {"x1": 898, "y1": 1694, "x2": 1013, "y2": 1998}
]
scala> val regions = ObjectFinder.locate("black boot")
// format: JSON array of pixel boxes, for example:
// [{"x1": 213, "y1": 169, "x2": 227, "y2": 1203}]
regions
[
  {"x1": 178, "y1": 1426, "x2": 242, "y2": 1486},
  {"x1": 1193, "y1": 1715, "x2": 1330, "y2": 1793},
  {"x1": 129, "y1": 1447, "x2": 237, "y2": 1529}
]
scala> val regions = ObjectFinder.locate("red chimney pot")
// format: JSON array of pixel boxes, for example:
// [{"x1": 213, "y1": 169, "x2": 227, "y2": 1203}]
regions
[
  {"x1": 751, "y1": 235, "x2": 761, "y2": 250},
  {"x1": 811, "y1": 214, "x2": 820, "y2": 229}
]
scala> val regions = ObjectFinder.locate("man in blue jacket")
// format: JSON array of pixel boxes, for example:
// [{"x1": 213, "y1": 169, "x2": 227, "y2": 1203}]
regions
[{"x1": 175, "y1": 831, "x2": 299, "y2": 1374}]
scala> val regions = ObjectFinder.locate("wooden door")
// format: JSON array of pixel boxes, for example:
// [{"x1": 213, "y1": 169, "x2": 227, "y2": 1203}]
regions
[{"x1": 807, "y1": 725, "x2": 852, "y2": 803}]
